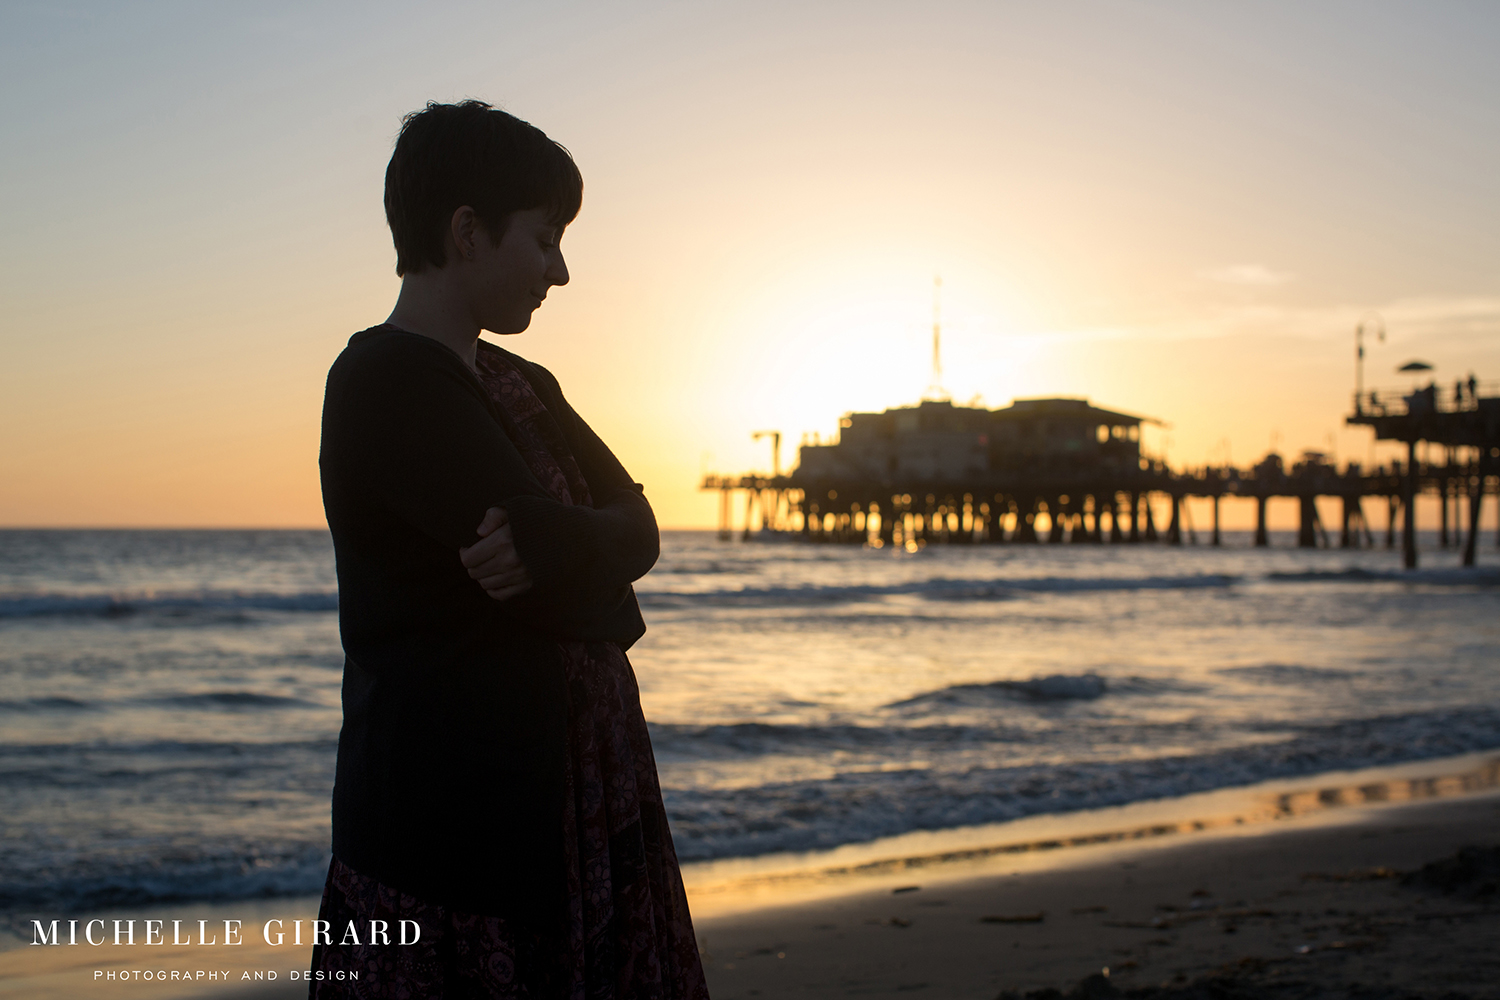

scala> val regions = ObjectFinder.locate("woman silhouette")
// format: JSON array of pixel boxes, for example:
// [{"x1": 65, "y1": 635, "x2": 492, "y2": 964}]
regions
[{"x1": 314, "y1": 100, "x2": 709, "y2": 998}]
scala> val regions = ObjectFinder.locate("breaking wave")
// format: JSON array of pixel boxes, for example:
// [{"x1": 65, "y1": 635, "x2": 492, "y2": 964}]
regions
[
  {"x1": 1217, "y1": 664, "x2": 1358, "y2": 685},
  {"x1": 664, "y1": 707, "x2": 1500, "y2": 861},
  {"x1": 0, "y1": 590, "x2": 339, "y2": 619},
  {"x1": 888, "y1": 673, "x2": 1110, "y2": 707},
  {"x1": 637, "y1": 574, "x2": 1239, "y2": 608}
]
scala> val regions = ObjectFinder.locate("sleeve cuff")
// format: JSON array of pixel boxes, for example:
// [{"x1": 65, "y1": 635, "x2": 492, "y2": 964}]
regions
[{"x1": 504, "y1": 495, "x2": 597, "y2": 592}]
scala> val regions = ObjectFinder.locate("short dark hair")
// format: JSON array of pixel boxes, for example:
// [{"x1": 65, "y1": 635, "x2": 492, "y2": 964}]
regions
[{"x1": 384, "y1": 100, "x2": 583, "y2": 276}]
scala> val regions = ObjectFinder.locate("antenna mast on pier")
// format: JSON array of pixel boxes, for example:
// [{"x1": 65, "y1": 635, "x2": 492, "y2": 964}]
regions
[
  {"x1": 1354, "y1": 312, "x2": 1384, "y2": 414},
  {"x1": 924, "y1": 274, "x2": 949, "y2": 400}
]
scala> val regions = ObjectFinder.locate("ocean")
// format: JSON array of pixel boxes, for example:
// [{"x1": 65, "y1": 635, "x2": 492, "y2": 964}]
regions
[{"x1": 2, "y1": 528, "x2": 1497, "y2": 921}]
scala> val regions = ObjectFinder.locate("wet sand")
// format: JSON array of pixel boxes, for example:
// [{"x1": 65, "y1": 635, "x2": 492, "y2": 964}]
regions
[
  {"x1": 4, "y1": 774, "x2": 1497, "y2": 999},
  {"x1": 696, "y1": 791, "x2": 1500, "y2": 999}
]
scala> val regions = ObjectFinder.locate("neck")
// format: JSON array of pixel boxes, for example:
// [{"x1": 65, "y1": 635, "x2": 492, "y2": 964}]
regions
[{"x1": 385, "y1": 270, "x2": 480, "y2": 369}]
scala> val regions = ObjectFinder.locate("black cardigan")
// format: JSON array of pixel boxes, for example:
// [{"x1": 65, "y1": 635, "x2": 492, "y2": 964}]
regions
[{"x1": 318, "y1": 325, "x2": 659, "y2": 919}]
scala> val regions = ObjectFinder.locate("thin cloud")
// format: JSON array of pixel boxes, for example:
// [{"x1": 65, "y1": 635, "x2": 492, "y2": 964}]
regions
[
  {"x1": 1006, "y1": 296, "x2": 1500, "y2": 346},
  {"x1": 1199, "y1": 264, "x2": 1294, "y2": 286}
]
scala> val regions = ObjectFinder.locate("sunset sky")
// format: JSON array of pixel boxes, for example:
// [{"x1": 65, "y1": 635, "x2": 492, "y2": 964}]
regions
[{"x1": 2, "y1": 2, "x2": 1497, "y2": 528}]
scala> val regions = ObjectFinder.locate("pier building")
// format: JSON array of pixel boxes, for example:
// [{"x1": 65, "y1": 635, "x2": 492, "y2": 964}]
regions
[{"x1": 797, "y1": 397, "x2": 1150, "y2": 484}]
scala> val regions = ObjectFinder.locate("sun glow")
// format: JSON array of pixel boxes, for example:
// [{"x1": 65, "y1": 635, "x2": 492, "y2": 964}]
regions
[{"x1": 692, "y1": 255, "x2": 1040, "y2": 438}]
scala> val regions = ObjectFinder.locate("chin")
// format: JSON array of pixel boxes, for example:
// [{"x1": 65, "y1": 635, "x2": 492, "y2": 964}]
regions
[{"x1": 485, "y1": 316, "x2": 532, "y2": 336}]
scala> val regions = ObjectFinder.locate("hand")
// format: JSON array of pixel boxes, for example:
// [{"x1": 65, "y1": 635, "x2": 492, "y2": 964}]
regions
[{"x1": 459, "y1": 507, "x2": 535, "y2": 602}]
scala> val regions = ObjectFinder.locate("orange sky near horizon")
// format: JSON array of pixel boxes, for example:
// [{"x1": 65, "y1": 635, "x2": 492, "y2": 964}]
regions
[{"x1": 2, "y1": 3, "x2": 1497, "y2": 530}]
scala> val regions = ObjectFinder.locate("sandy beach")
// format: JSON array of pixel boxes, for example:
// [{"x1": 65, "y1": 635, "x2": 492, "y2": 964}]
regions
[
  {"x1": 4, "y1": 756, "x2": 1497, "y2": 1000},
  {"x1": 695, "y1": 790, "x2": 1500, "y2": 999}
]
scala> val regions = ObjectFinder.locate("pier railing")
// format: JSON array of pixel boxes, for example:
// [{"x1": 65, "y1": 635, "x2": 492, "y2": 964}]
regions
[{"x1": 1353, "y1": 381, "x2": 1500, "y2": 420}]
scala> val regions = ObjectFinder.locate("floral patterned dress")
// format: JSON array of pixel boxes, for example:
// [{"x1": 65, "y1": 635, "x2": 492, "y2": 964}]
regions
[{"x1": 310, "y1": 344, "x2": 710, "y2": 999}]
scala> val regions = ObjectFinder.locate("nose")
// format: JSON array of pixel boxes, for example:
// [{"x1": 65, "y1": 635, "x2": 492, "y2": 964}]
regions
[{"x1": 547, "y1": 248, "x2": 569, "y2": 287}]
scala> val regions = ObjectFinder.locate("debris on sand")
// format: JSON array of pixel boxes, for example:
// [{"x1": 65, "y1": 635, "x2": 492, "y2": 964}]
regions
[
  {"x1": 1399, "y1": 843, "x2": 1500, "y2": 899},
  {"x1": 981, "y1": 912, "x2": 1045, "y2": 924},
  {"x1": 997, "y1": 961, "x2": 1481, "y2": 999}
]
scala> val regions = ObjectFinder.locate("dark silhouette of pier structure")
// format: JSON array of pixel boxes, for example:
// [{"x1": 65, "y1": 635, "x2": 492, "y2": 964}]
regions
[{"x1": 702, "y1": 381, "x2": 1499, "y2": 569}]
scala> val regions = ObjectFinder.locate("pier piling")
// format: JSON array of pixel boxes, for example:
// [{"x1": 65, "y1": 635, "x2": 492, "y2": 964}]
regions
[
  {"x1": 1403, "y1": 441, "x2": 1418, "y2": 568},
  {"x1": 1298, "y1": 496, "x2": 1317, "y2": 548}
]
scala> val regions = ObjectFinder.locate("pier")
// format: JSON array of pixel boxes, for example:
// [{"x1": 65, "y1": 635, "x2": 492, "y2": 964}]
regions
[{"x1": 702, "y1": 381, "x2": 1500, "y2": 568}]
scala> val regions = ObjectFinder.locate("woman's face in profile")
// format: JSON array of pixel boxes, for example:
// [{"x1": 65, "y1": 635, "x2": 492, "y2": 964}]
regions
[{"x1": 471, "y1": 206, "x2": 570, "y2": 335}]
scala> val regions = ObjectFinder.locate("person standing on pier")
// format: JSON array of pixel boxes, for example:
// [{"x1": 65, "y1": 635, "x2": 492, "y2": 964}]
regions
[{"x1": 315, "y1": 100, "x2": 709, "y2": 998}]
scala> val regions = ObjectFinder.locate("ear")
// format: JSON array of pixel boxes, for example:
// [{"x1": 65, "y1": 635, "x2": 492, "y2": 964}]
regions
[{"x1": 448, "y1": 205, "x2": 479, "y2": 264}]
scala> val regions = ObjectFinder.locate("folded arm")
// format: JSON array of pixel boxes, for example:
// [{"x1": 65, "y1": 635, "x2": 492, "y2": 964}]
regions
[
  {"x1": 503, "y1": 356, "x2": 660, "y2": 593},
  {"x1": 324, "y1": 333, "x2": 654, "y2": 624}
]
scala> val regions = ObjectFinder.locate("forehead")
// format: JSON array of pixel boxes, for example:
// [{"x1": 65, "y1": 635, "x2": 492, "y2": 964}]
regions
[{"x1": 508, "y1": 207, "x2": 562, "y2": 231}]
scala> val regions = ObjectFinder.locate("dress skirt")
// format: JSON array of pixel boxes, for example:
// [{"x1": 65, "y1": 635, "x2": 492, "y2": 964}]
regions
[{"x1": 309, "y1": 639, "x2": 709, "y2": 999}]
